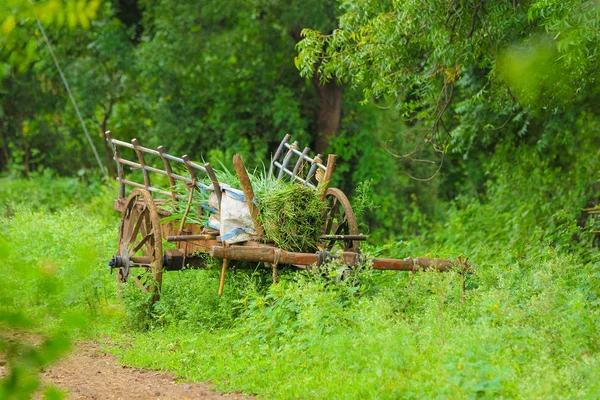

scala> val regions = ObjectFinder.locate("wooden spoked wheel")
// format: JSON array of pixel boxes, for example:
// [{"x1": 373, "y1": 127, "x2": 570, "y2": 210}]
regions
[
  {"x1": 117, "y1": 189, "x2": 163, "y2": 303},
  {"x1": 322, "y1": 188, "x2": 360, "y2": 253}
]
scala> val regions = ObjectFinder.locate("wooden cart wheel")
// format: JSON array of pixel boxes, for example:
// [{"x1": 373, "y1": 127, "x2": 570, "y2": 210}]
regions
[
  {"x1": 322, "y1": 188, "x2": 360, "y2": 253},
  {"x1": 117, "y1": 189, "x2": 163, "y2": 303}
]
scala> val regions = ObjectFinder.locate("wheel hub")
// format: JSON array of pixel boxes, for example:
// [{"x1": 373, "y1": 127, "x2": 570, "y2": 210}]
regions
[{"x1": 108, "y1": 248, "x2": 131, "y2": 281}]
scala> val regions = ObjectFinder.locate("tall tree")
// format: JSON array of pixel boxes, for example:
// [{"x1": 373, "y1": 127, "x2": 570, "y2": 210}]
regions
[
  {"x1": 297, "y1": 0, "x2": 600, "y2": 158},
  {"x1": 134, "y1": 0, "x2": 347, "y2": 156}
]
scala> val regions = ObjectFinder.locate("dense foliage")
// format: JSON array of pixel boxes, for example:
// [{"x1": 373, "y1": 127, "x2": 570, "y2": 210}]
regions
[
  {"x1": 2, "y1": 0, "x2": 598, "y2": 236},
  {"x1": 1, "y1": 171, "x2": 599, "y2": 397},
  {"x1": 1, "y1": 0, "x2": 599, "y2": 398},
  {"x1": 298, "y1": 0, "x2": 599, "y2": 147}
]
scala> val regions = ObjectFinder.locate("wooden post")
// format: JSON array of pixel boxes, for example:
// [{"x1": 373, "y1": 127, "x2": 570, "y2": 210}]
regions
[
  {"x1": 304, "y1": 154, "x2": 322, "y2": 187},
  {"x1": 179, "y1": 186, "x2": 194, "y2": 235},
  {"x1": 277, "y1": 141, "x2": 299, "y2": 180},
  {"x1": 157, "y1": 146, "x2": 177, "y2": 203},
  {"x1": 205, "y1": 163, "x2": 222, "y2": 204},
  {"x1": 181, "y1": 155, "x2": 198, "y2": 186},
  {"x1": 269, "y1": 134, "x2": 291, "y2": 179},
  {"x1": 218, "y1": 254, "x2": 229, "y2": 296},
  {"x1": 319, "y1": 154, "x2": 336, "y2": 200},
  {"x1": 131, "y1": 138, "x2": 151, "y2": 190},
  {"x1": 291, "y1": 147, "x2": 310, "y2": 180},
  {"x1": 105, "y1": 131, "x2": 125, "y2": 199},
  {"x1": 233, "y1": 154, "x2": 264, "y2": 237}
]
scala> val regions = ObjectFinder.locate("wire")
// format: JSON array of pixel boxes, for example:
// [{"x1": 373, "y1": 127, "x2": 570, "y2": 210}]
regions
[{"x1": 33, "y1": 11, "x2": 107, "y2": 177}]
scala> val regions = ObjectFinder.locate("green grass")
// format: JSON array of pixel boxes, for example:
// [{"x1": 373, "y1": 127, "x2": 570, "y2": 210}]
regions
[
  {"x1": 0, "y1": 179, "x2": 119, "y2": 398},
  {"x1": 107, "y1": 248, "x2": 600, "y2": 399},
  {"x1": 1, "y1": 175, "x2": 599, "y2": 399}
]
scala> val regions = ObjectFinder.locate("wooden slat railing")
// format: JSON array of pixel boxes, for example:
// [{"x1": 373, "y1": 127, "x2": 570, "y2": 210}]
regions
[
  {"x1": 105, "y1": 131, "x2": 216, "y2": 201},
  {"x1": 270, "y1": 135, "x2": 336, "y2": 194}
]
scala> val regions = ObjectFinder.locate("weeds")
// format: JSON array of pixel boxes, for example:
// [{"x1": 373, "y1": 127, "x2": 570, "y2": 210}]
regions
[
  {"x1": 2, "y1": 164, "x2": 600, "y2": 399},
  {"x1": 0, "y1": 188, "x2": 117, "y2": 399}
]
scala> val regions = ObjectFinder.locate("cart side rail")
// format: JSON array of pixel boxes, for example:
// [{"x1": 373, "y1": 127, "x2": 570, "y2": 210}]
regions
[
  {"x1": 105, "y1": 131, "x2": 221, "y2": 203},
  {"x1": 270, "y1": 134, "x2": 336, "y2": 195}
]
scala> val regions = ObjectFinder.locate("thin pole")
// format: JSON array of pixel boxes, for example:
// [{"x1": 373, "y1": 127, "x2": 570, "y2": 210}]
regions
[
  {"x1": 33, "y1": 12, "x2": 106, "y2": 177},
  {"x1": 218, "y1": 258, "x2": 229, "y2": 296}
]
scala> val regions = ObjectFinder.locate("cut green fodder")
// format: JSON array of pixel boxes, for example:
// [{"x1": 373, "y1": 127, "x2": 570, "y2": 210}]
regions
[
  {"x1": 257, "y1": 183, "x2": 326, "y2": 253},
  {"x1": 159, "y1": 165, "x2": 327, "y2": 254}
]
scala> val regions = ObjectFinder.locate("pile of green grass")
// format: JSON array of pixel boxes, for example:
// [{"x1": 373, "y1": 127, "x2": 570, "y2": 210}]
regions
[
  {"x1": 160, "y1": 164, "x2": 327, "y2": 253},
  {"x1": 256, "y1": 183, "x2": 326, "y2": 252}
]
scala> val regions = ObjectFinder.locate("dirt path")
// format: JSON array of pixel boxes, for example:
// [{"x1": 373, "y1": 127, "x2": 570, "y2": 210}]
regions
[{"x1": 39, "y1": 342, "x2": 248, "y2": 399}]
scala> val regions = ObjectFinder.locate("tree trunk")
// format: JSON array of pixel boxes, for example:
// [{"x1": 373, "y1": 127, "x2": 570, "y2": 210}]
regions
[
  {"x1": 290, "y1": 25, "x2": 343, "y2": 154},
  {"x1": 0, "y1": 128, "x2": 10, "y2": 167},
  {"x1": 23, "y1": 140, "x2": 30, "y2": 178},
  {"x1": 313, "y1": 78, "x2": 343, "y2": 154}
]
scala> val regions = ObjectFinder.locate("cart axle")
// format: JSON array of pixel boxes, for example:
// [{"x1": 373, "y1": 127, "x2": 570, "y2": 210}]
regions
[{"x1": 108, "y1": 254, "x2": 153, "y2": 269}]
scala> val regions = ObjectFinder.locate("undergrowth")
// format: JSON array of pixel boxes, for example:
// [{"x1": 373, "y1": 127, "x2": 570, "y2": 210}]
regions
[
  {"x1": 1, "y1": 143, "x2": 599, "y2": 399},
  {"x1": 0, "y1": 184, "x2": 118, "y2": 399},
  {"x1": 112, "y1": 245, "x2": 600, "y2": 398}
]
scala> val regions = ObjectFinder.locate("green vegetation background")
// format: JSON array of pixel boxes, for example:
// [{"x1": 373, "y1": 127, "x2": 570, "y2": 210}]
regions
[
  {"x1": 1, "y1": 149, "x2": 599, "y2": 398},
  {"x1": 1, "y1": 0, "x2": 600, "y2": 398}
]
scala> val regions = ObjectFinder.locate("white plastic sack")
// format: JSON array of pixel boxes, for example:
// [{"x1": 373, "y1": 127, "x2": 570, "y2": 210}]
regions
[
  {"x1": 219, "y1": 186, "x2": 255, "y2": 244},
  {"x1": 206, "y1": 192, "x2": 221, "y2": 231}
]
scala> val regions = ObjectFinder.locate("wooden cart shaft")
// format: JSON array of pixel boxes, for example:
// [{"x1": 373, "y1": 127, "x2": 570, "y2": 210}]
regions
[{"x1": 209, "y1": 245, "x2": 468, "y2": 272}]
